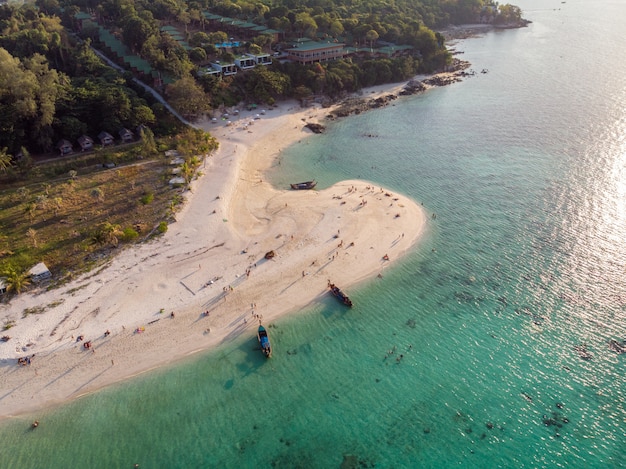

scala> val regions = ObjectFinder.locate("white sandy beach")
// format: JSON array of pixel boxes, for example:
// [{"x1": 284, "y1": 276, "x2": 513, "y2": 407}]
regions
[{"x1": 0, "y1": 86, "x2": 427, "y2": 418}]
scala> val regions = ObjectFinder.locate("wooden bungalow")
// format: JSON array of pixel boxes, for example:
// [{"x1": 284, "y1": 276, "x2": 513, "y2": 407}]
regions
[
  {"x1": 98, "y1": 131, "x2": 114, "y2": 146},
  {"x1": 119, "y1": 128, "x2": 134, "y2": 143},
  {"x1": 56, "y1": 139, "x2": 74, "y2": 155},
  {"x1": 77, "y1": 135, "x2": 94, "y2": 151}
]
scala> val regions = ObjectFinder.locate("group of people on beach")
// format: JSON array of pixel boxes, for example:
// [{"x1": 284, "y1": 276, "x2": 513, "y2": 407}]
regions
[
  {"x1": 17, "y1": 355, "x2": 34, "y2": 366},
  {"x1": 75, "y1": 334, "x2": 96, "y2": 352}
]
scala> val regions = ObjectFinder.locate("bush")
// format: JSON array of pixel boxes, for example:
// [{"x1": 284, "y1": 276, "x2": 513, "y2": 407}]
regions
[
  {"x1": 121, "y1": 227, "x2": 139, "y2": 242},
  {"x1": 158, "y1": 221, "x2": 168, "y2": 233},
  {"x1": 140, "y1": 192, "x2": 154, "y2": 204}
]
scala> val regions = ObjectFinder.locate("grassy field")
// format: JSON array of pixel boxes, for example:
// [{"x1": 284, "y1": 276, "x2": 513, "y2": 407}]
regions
[{"x1": 0, "y1": 130, "x2": 217, "y2": 293}]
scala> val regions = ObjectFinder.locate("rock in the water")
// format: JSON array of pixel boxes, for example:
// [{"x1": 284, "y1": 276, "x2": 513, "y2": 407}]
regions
[{"x1": 305, "y1": 122, "x2": 326, "y2": 133}]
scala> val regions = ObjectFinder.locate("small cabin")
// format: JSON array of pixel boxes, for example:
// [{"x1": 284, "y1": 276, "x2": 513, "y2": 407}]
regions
[
  {"x1": 77, "y1": 135, "x2": 94, "y2": 151},
  {"x1": 28, "y1": 262, "x2": 51, "y2": 283},
  {"x1": 119, "y1": 128, "x2": 134, "y2": 143},
  {"x1": 56, "y1": 139, "x2": 73, "y2": 155},
  {"x1": 98, "y1": 131, "x2": 114, "y2": 146}
]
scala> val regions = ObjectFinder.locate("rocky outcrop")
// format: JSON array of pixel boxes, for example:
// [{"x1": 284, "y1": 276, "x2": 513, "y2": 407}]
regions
[
  {"x1": 326, "y1": 59, "x2": 475, "y2": 118},
  {"x1": 329, "y1": 94, "x2": 397, "y2": 119},
  {"x1": 305, "y1": 122, "x2": 326, "y2": 133},
  {"x1": 399, "y1": 80, "x2": 427, "y2": 96},
  {"x1": 400, "y1": 59, "x2": 471, "y2": 96}
]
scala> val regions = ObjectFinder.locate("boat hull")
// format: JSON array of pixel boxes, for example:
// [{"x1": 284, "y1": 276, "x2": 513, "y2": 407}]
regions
[
  {"x1": 328, "y1": 282, "x2": 353, "y2": 307},
  {"x1": 257, "y1": 325, "x2": 271, "y2": 357},
  {"x1": 290, "y1": 180, "x2": 316, "y2": 190}
]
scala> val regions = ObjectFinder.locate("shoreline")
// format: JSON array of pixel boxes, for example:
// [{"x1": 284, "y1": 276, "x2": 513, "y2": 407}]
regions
[{"x1": 0, "y1": 86, "x2": 428, "y2": 419}]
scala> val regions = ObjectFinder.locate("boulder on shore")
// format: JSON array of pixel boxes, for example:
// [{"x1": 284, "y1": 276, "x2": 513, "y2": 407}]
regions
[{"x1": 305, "y1": 122, "x2": 326, "y2": 134}]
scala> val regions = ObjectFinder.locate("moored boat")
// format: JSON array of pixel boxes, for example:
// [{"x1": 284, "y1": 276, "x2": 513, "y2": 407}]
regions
[
  {"x1": 290, "y1": 180, "x2": 317, "y2": 190},
  {"x1": 258, "y1": 325, "x2": 271, "y2": 357},
  {"x1": 328, "y1": 281, "x2": 353, "y2": 307}
]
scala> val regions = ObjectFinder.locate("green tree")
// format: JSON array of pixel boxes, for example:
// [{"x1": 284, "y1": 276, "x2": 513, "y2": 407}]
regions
[
  {"x1": 91, "y1": 187, "x2": 104, "y2": 202},
  {"x1": 293, "y1": 85, "x2": 313, "y2": 105},
  {"x1": 166, "y1": 77, "x2": 210, "y2": 118},
  {"x1": 329, "y1": 20, "x2": 344, "y2": 38},
  {"x1": 92, "y1": 221, "x2": 122, "y2": 247},
  {"x1": 180, "y1": 161, "x2": 193, "y2": 183},
  {"x1": 294, "y1": 13, "x2": 318, "y2": 38},
  {"x1": 141, "y1": 34, "x2": 193, "y2": 78},
  {"x1": 27, "y1": 227, "x2": 38, "y2": 247},
  {"x1": 2, "y1": 265, "x2": 31, "y2": 294},
  {"x1": 240, "y1": 66, "x2": 290, "y2": 104},
  {"x1": 53, "y1": 197, "x2": 63, "y2": 216},
  {"x1": 24, "y1": 202, "x2": 37, "y2": 222},
  {"x1": 248, "y1": 44, "x2": 262, "y2": 56},
  {"x1": 129, "y1": 103, "x2": 156, "y2": 128},
  {"x1": 0, "y1": 147, "x2": 12, "y2": 174},
  {"x1": 189, "y1": 47, "x2": 207, "y2": 62},
  {"x1": 366, "y1": 29, "x2": 380, "y2": 49},
  {"x1": 190, "y1": 31, "x2": 209, "y2": 47},
  {"x1": 0, "y1": 47, "x2": 38, "y2": 152},
  {"x1": 496, "y1": 4, "x2": 523, "y2": 24},
  {"x1": 207, "y1": 31, "x2": 228, "y2": 44},
  {"x1": 139, "y1": 126, "x2": 157, "y2": 156},
  {"x1": 122, "y1": 15, "x2": 156, "y2": 53},
  {"x1": 252, "y1": 34, "x2": 273, "y2": 52}
]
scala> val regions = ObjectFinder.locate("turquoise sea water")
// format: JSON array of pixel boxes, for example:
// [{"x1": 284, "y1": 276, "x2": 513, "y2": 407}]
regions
[{"x1": 2, "y1": 1, "x2": 626, "y2": 467}]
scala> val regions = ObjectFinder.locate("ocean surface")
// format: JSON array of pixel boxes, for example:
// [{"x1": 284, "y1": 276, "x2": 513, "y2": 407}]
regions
[{"x1": 2, "y1": 0, "x2": 625, "y2": 467}]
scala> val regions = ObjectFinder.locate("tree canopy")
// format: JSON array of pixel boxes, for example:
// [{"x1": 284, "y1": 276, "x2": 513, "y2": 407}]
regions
[{"x1": 0, "y1": 0, "x2": 524, "y2": 157}]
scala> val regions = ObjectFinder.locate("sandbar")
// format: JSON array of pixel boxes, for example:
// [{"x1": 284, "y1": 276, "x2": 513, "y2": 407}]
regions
[{"x1": 0, "y1": 87, "x2": 426, "y2": 418}]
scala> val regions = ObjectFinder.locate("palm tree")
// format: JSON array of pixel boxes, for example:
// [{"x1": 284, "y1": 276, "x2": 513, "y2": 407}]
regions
[
  {"x1": 92, "y1": 222, "x2": 122, "y2": 247},
  {"x1": 25, "y1": 202, "x2": 37, "y2": 222},
  {"x1": 26, "y1": 228, "x2": 38, "y2": 248},
  {"x1": 53, "y1": 197, "x2": 63, "y2": 216},
  {"x1": 2, "y1": 265, "x2": 30, "y2": 294},
  {"x1": 91, "y1": 187, "x2": 104, "y2": 202},
  {"x1": 181, "y1": 161, "x2": 194, "y2": 183},
  {"x1": 366, "y1": 29, "x2": 379, "y2": 50},
  {"x1": 0, "y1": 147, "x2": 12, "y2": 174}
]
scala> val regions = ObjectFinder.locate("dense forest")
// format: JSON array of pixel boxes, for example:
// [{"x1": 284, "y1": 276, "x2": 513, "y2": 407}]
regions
[{"x1": 0, "y1": 0, "x2": 524, "y2": 157}]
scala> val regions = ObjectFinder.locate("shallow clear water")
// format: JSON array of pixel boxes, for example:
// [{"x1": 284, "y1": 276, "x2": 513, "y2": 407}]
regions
[{"x1": 2, "y1": 1, "x2": 626, "y2": 467}]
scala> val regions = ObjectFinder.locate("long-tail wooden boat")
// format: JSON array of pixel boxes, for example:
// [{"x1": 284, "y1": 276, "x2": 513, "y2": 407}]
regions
[
  {"x1": 257, "y1": 325, "x2": 271, "y2": 357},
  {"x1": 328, "y1": 282, "x2": 353, "y2": 307},
  {"x1": 290, "y1": 180, "x2": 317, "y2": 190}
]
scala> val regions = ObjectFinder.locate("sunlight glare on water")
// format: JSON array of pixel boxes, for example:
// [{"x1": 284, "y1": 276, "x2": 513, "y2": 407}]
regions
[{"x1": 557, "y1": 97, "x2": 626, "y2": 317}]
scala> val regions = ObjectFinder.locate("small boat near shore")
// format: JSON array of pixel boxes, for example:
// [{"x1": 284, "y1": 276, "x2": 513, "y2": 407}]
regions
[
  {"x1": 257, "y1": 324, "x2": 271, "y2": 358},
  {"x1": 290, "y1": 180, "x2": 316, "y2": 190},
  {"x1": 328, "y1": 281, "x2": 353, "y2": 307}
]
